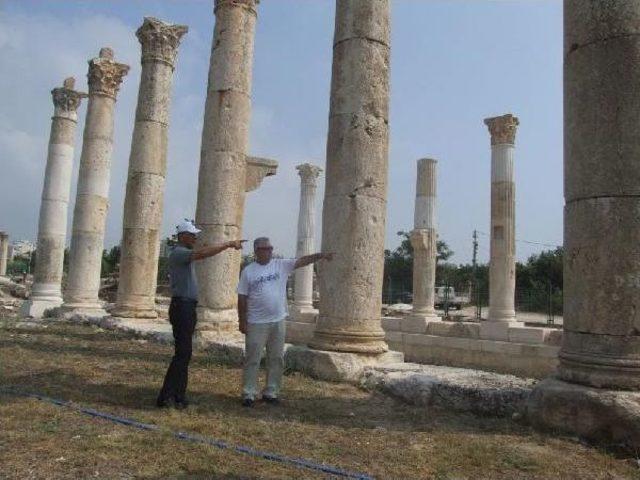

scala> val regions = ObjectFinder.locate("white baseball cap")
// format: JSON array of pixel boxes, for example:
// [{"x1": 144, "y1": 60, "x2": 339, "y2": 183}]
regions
[{"x1": 176, "y1": 219, "x2": 201, "y2": 235}]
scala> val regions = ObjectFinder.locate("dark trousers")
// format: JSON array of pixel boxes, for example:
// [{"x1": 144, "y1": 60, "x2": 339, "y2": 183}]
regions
[{"x1": 158, "y1": 297, "x2": 197, "y2": 402}]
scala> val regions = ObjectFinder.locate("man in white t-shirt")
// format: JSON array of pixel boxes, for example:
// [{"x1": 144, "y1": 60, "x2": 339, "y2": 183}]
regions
[{"x1": 237, "y1": 237, "x2": 333, "y2": 407}]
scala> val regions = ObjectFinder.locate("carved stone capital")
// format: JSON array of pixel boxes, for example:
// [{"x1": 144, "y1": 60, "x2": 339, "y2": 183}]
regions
[
  {"x1": 51, "y1": 77, "x2": 87, "y2": 115},
  {"x1": 214, "y1": 0, "x2": 259, "y2": 16},
  {"x1": 296, "y1": 163, "x2": 323, "y2": 185},
  {"x1": 136, "y1": 17, "x2": 188, "y2": 69},
  {"x1": 245, "y1": 156, "x2": 277, "y2": 192},
  {"x1": 87, "y1": 48, "x2": 130, "y2": 99},
  {"x1": 484, "y1": 114, "x2": 519, "y2": 146}
]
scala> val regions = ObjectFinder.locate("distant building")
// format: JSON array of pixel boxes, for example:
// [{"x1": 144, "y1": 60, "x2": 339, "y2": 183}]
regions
[{"x1": 10, "y1": 240, "x2": 36, "y2": 259}]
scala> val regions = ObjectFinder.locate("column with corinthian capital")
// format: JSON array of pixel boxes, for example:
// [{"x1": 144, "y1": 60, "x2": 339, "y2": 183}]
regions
[
  {"x1": 287, "y1": 163, "x2": 322, "y2": 344},
  {"x1": 113, "y1": 18, "x2": 188, "y2": 319},
  {"x1": 22, "y1": 78, "x2": 86, "y2": 318},
  {"x1": 63, "y1": 48, "x2": 129, "y2": 317},
  {"x1": 481, "y1": 113, "x2": 519, "y2": 340},
  {"x1": 195, "y1": 0, "x2": 259, "y2": 335}
]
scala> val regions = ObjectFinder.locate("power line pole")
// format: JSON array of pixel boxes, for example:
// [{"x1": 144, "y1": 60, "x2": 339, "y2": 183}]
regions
[
  {"x1": 472, "y1": 230, "x2": 478, "y2": 272},
  {"x1": 472, "y1": 229, "x2": 480, "y2": 320}
]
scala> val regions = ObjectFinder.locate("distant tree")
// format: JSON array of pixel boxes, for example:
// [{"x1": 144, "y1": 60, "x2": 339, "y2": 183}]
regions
[
  {"x1": 101, "y1": 245, "x2": 121, "y2": 277},
  {"x1": 383, "y1": 231, "x2": 454, "y2": 303}
]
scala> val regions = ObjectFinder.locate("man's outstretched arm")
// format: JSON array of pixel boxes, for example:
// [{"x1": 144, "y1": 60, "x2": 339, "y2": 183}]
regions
[
  {"x1": 293, "y1": 252, "x2": 334, "y2": 270},
  {"x1": 192, "y1": 240, "x2": 245, "y2": 261}
]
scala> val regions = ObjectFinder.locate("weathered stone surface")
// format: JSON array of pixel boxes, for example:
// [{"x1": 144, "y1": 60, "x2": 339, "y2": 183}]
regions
[
  {"x1": 564, "y1": 0, "x2": 640, "y2": 56},
  {"x1": 564, "y1": 36, "x2": 640, "y2": 201},
  {"x1": 312, "y1": 0, "x2": 390, "y2": 355},
  {"x1": 528, "y1": 378, "x2": 640, "y2": 448},
  {"x1": 363, "y1": 363, "x2": 535, "y2": 417},
  {"x1": 113, "y1": 18, "x2": 186, "y2": 320},
  {"x1": 485, "y1": 116, "x2": 518, "y2": 330},
  {"x1": 195, "y1": 1, "x2": 257, "y2": 331},
  {"x1": 245, "y1": 156, "x2": 277, "y2": 192},
  {"x1": 23, "y1": 79, "x2": 86, "y2": 318},
  {"x1": 292, "y1": 163, "x2": 322, "y2": 317},
  {"x1": 312, "y1": 195, "x2": 387, "y2": 353},
  {"x1": 64, "y1": 49, "x2": 128, "y2": 315},
  {"x1": 0, "y1": 233, "x2": 8, "y2": 278},
  {"x1": 285, "y1": 345, "x2": 403, "y2": 383},
  {"x1": 402, "y1": 333, "x2": 559, "y2": 379}
]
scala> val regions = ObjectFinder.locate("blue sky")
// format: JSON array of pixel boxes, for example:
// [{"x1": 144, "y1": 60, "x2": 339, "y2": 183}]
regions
[{"x1": 0, "y1": 0, "x2": 563, "y2": 263}]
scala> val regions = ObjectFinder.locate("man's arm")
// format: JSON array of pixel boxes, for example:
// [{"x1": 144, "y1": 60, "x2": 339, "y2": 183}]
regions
[
  {"x1": 294, "y1": 252, "x2": 334, "y2": 270},
  {"x1": 192, "y1": 240, "x2": 245, "y2": 261},
  {"x1": 238, "y1": 294, "x2": 248, "y2": 334}
]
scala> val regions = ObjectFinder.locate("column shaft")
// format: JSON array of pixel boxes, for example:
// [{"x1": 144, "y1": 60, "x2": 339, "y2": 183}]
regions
[
  {"x1": 482, "y1": 114, "x2": 519, "y2": 340},
  {"x1": 559, "y1": 0, "x2": 640, "y2": 389},
  {"x1": 64, "y1": 48, "x2": 129, "y2": 315},
  {"x1": 113, "y1": 18, "x2": 187, "y2": 319},
  {"x1": 195, "y1": 0, "x2": 258, "y2": 333},
  {"x1": 310, "y1": 0, "x2": 391, "y2": 354},
  {"x1": 292, "y1": 164, "x2": 322, "y2": 316},
  {"x1": 23, "y1": 78, "x2": 86, "y2": 317},
  {"x1": 0, "y1": 233, "x2": 8, "y2": 277}
]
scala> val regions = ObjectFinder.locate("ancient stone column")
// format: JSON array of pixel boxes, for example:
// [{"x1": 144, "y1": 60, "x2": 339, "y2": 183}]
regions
[
  {"x1": 63, "y1": 48, "x2": 129, "y2": 316},
  {"x1": 0, "y1": 232, "x2": 8, "y2": 277},
  {"x1": 528, "y1": 1, "x2": 640, "y2": 447},
  {"x1": 195, "y1": 0, "x2": 258, "y2": 334},
  {"x1": 403, "y1": 158, "x2": 440, "y2": 333},
  {"x1": 481, "y1": 114, "x2": 519, "y2": 340},
  {"x1": 291, "y1": 163, "x2": 323, "y2": 317},
  {"x1": 309, "y1": 0, "x2": 391, "y2": 354},
  {"x1": 22, "y1": 78, "x2": 86, "y2": 317},
  {"x1": 112, "y1": 18, "x2": 188, "y2": 320}
]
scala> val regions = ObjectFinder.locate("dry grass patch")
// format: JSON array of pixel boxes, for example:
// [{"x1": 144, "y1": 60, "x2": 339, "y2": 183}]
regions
[{"x1": 0, "y1": 318, "x2": 638, "y2": 479}]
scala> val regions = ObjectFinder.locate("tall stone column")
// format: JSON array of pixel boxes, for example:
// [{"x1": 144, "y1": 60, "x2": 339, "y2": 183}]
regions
[
  {"x1": 309, "y1": 0, "x2": 391, "y2": 354},
  {"x1": 528, "y1": 0, "x2": 640, "y2": 447},
  {"x1": 292, "y1": 163, "x2": 323, "y2": 315},
  {"x1": 402, "y1": 158, "x2": 440, "y2": 333},
  {"x1": 0, "y1": 232, "x2": 8, "y2": 277},
  {"x1": 63, "y1": 48, "x2": 129, "y2": 316},
  {"x1": 22, "y1": 78, "x2": 86, "y2": 317},
  {"x1": 195, "y1": 0, "x2": 258, "y2": 334},
  {"x1": 481, "y1": 114, "x2": 519, "y2": 340},
  {"x1": 112, "y1": 18, "x2": 188, "y2": 320}
]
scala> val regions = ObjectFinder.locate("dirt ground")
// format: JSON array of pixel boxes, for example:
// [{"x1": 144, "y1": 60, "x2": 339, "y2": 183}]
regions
[{"x1": 0, "y1": 317, "x2": 637, "y2": 479}]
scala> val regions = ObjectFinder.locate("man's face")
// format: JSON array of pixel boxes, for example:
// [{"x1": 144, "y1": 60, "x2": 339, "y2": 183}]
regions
[
  {"x1": 178, "y1": 232, "x2": 197, "y2": 248},
  {"x1": 254, "y1": 240, "x2": 273, "y2": 264}
]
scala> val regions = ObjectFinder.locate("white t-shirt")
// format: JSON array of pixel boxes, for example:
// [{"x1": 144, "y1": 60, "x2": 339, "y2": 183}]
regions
[{"x1": 237, "y1": 258, "x2": 296, "y2": 324}]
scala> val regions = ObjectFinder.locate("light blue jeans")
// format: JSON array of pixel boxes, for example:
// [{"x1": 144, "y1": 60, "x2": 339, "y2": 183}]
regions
[{"x1": 242, "y1": 319, "x2": 286, "y2": 400}]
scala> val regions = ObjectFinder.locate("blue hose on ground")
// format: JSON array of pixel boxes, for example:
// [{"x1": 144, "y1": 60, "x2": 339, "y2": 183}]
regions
[{"x1": 1, "y1": 388, "x2": 374, "y2": 480}]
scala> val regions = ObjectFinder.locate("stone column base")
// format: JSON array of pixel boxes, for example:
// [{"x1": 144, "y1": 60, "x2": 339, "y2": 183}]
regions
[
  {"x1": 196, "y1": 306, "x2": 238, "y2": 334},
  {"x1": 21, "y1": 296, "x2": 63, "y2": 318},
  {"x1": 110, "y1": 305, "x2": 158, "y2": 320},
  {"x1": 401, "y1": 312, "x2": 441, "y2": 334},
  {"x1": 289, "y1": 305, "x2": 317, "y2": 318},
  {"x1": 285, "y1": 345, "x2": 404, "y2": 383},
  {"x1": 60, "y1": 302, "x2": 108, "y2": 319},
  {"x1": 480, "y1": 320, "x2": 520, "y2": 341},
  {"x1": 527, "y1": 377, "x2": 640, "y2": 449}
]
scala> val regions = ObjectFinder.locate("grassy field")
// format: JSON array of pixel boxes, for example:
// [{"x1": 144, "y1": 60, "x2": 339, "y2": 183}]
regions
[{"x1": 0, "y1": 317, "x2": 638, "y2": 479}]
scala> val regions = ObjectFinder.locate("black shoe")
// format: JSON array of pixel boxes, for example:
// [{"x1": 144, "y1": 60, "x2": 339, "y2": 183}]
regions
[
  {"x1": 156, "y1": 397, "x2": 171, "y2": 408},
  {"x1": 174, "y1": 398, "x2": 190, "y2": 410},
  {"x1": 262, "y1": 396, "x2": 279, "y2": 405},
  {"x1": 241, "y1": 398, "x2": 255, "y2": 408}
]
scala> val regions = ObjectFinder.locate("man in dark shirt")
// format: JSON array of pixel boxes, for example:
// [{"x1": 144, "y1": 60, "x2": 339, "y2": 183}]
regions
[{"x1": 157, "y1": 220, "x2": 244, "y2": 409}]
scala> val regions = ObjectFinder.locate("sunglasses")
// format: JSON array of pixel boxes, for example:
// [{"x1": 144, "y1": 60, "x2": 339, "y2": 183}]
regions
[{"x1": 256, "y1": 246, "x2": 273, "y2": 251}]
